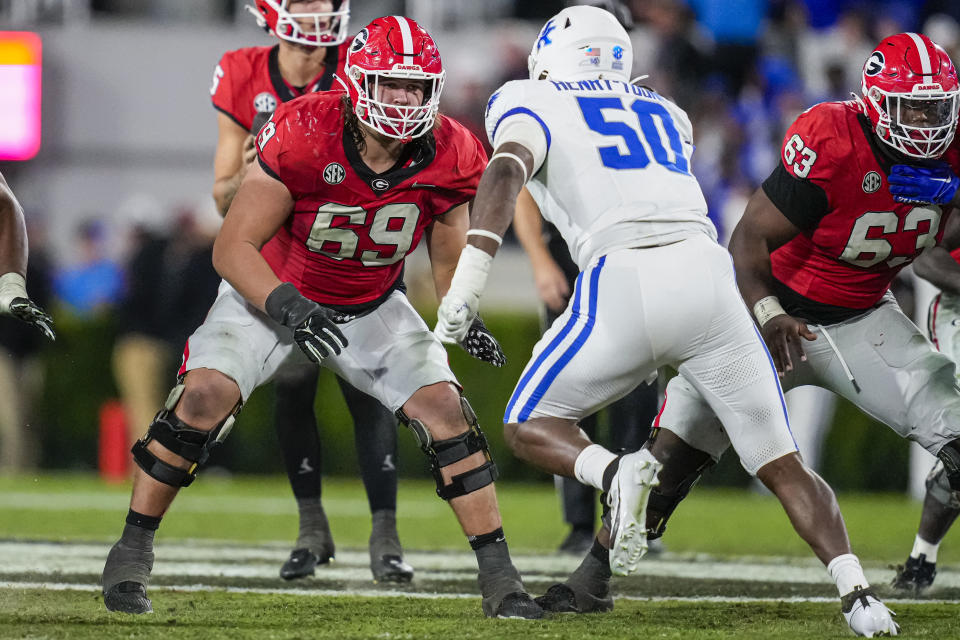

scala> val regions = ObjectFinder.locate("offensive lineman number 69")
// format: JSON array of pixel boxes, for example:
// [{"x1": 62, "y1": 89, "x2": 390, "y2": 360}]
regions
[{"x1": 307, "y1": 203, "x2": 421, "y2": 266}]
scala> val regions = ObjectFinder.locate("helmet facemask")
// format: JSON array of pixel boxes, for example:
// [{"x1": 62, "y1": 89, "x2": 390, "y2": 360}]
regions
[
  {"x1": 249, "y1": 0, "x2": 350, "y2": 47},
  {"x1": 865, "y1": 84, "x2": 959, "y2": 158},
  {"x1": 347, "y1": 67, "x2": 444, "y2": 142}
]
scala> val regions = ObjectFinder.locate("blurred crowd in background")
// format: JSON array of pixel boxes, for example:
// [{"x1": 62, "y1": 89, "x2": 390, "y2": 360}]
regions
[{"x1": 2, "y1": 0, "x2": 960, "y2": 479}]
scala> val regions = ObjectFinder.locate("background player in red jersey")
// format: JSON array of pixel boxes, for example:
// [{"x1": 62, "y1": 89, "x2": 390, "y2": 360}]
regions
[
  {"x1": 101, "y1": 15, "x2": 538, "y2": 619},
  {"x1": 211, "y1": 0, "x2": 414, "y2": 584},
  {"x1": 604, "y1": 32, "x2": 960, "y2": 636},
  {"x1": 892, "y1": 208, "x2": 960, "y2": 594},
  {"x1": 0, "y1": 171, "x2": 54, "y2": 340}
]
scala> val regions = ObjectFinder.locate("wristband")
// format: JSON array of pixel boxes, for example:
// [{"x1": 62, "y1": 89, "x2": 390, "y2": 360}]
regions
[
  {"x1": 753, "y1": 295, "x2": 786, "y2": 327},
  {"x1": 466, "y1": 229, "x2": 503, "y2": 246},
  {"x1": 0, "y1": 272, "x2": 27, "y2": 314}
]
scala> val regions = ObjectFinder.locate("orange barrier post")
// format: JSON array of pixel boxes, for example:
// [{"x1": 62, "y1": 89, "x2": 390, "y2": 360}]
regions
[{"x1": 98, "y1": 400, "x2": 130, "y2": 483}]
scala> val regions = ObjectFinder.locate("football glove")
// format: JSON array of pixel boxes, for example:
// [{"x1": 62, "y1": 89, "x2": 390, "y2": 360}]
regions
[
  {"x1": 459, "y1": 315, "x2": 506, "y2": 367},
  {"x1": 0, "y1": 272, "x2": 54, "y2": 340},
  {"x1": 888, "y1": 163, "x2": 960, "y2": 205},
  {"x1": 435, "y1": 245, "x2": 494, "y2": 344},
  {"x1": 265, "y1": 282, "x2": 347, "y2": 364},
  {"x1": 435, "y1": 290, "x2": 478, "y2": 344},
  {"x1": 8, "y1": 297, "x2": 55, "y2": 341}
]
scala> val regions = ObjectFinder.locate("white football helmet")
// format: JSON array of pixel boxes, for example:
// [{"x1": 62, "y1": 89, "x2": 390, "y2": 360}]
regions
[{"x1": 528, "y1": 5, "x2": 633, "y2": 82}]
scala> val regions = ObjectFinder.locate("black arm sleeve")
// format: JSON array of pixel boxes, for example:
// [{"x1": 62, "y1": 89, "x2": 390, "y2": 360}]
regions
[{"x1": 761, "y1": 162, "x2": 830, "y2": 232}]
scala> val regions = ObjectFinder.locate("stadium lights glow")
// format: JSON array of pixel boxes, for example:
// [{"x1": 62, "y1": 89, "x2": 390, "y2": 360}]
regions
[{"x1": 0, "y1": 32, "x2": 42, "y2": 161}]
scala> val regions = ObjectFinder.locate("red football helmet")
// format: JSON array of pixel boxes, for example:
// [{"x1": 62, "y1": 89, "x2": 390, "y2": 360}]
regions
[
  {"x1": 340, "y1": 16, "x2": 445, "y2": 142},
  {"x1": 248, "y1": 0, "x2": 350, "y2": 47},
  {"x1": 859, "y1": 32, "x2": 960, "y2": 159}
]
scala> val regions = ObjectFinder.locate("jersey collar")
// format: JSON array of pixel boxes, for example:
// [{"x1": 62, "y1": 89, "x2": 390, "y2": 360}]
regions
[
  {"x1": 341, "y1": 126, "x2": 437, "y2": 194},
  {"x1": 268, "y1": 44, "x2": 340, "y2": 103}
]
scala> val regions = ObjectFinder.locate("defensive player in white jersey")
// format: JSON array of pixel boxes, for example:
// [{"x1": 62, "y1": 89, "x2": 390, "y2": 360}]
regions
[{"x1": 435, "y1": 6, "x2": 896, "y2": 636}]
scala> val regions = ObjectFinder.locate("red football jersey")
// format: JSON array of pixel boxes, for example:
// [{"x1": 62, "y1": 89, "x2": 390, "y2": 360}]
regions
[
  {"x1": 765, "y1": 101, "x2": 960, "y2": 310},
  {"x1": 210, "y1": 42, "x2": 349, "y2": 132},
  {"x1": 256, "y1": 91, "x2": 487, "y2": 307}
]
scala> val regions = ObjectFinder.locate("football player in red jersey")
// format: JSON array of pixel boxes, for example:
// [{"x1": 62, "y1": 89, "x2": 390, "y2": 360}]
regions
[
  {"x1": 101, "y1": 15, "x2": 538, "y2": 619},
  {"x1": 612, "y1": 32, "x2": 959, "y2": 635},
  {"x1": 211, "y1": 0, "x2": 415, "y2": 585},
  {"x1": 0, "y1": 171, "x2": 54, "y2": 340},
  {"x1": 891, "y1": 214, "x2": 960, "y2": 594}
]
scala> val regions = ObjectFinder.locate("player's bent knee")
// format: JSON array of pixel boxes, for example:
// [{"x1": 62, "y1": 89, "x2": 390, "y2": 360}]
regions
[
  {"x1": 132, "y1": 382, "x2": 241, "y2": 488},
  {"x1": 502, "y1": 421, "x2": 522, "y2": 452},
  {"x1": 936, "y1": 439, "x2": 960, "y2": 491},
  {"x1": 177, "y1": 370, "x2": 241, "y2": 426},
  {"x1": 397, "y1": 395, "x2": 499, "y2": 500},
  {"x1": 925, "y1": 460, "x2": 960, "y2": 508}
]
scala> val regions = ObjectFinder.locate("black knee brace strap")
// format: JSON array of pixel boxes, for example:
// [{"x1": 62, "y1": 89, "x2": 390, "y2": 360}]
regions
[
  {"x1": 937, "y1": 440, "x2": 960, "y2": 491},
  {"x1": 397, "y1": 396, "x2": 499, "y2": 500},
  {"x1": 132, "y1": 384, "x2": 240, "y2": 488},
  {"x1": 645, "y1": 456, "x2": 714, "y2": 540}
]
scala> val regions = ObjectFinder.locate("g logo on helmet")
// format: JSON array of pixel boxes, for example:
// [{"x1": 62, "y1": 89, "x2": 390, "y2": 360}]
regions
[
  {"x1": 351, "y1": 28, "x2": 369, "y2": 53},
  {"x1": 864, "y1": 51, "x2": 884, "y2": 76}
]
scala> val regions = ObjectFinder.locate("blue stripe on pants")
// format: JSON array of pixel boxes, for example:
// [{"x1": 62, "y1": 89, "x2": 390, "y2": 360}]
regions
[{"x1": 505, "y1": 256, "x2": 606, "y2": 423}]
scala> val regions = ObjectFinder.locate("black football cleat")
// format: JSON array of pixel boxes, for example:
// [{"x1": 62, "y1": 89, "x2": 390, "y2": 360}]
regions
[
  {"x1": 534, "y1": 582, "x2": 613, "y2": 614},
  {"x1": 371, "y1": 554, "x2": 414, "y2": 584},
  {"x1": 891, "y1": 554, "x2": 937, "y2": 593},
  {"x1": 280, "y1": 547, "x2": 332, "y2": 580},
  {"x1": 491, "y1": 592, "x2": 544, "y2": 619},
  {"x1": 103, "y1": 581, "x2": 153, "y2": 614}
]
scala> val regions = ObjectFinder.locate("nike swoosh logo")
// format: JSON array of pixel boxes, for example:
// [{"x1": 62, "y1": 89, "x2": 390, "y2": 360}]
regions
[{"x1": 411, "y1": 182, "x2": 436, "y2": 189}]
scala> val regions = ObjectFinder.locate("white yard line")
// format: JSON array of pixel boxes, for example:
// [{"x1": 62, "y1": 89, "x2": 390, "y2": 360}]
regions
[
  {"x1": 2, "y1": 540, "x2": 959, "y2": 587},
  {"x1": 1, "y1": 581, "x2": 953, "y2": 605}
]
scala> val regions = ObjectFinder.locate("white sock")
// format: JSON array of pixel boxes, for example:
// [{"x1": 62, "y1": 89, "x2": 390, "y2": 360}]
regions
[
  {"x1": 827, "y1": 553, "x2": 869, "y2": 596},
  {"x1": 910, "y1": 535, "x2": 939, "y2": 563},
  {"x1": 573, "y1": 444, "x2": 617, "y2": 491}
]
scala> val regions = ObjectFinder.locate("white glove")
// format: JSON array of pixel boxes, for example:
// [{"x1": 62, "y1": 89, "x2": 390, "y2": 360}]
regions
[
  {"x1": 435, "y1": 291, "x2": 478, "y2": 344},
  {"x1": 435, "y1": 244, "x2": 493, "y2": 344},
  {"x1": 842, "y1": 588, "x2": 899, "y2": 637}
]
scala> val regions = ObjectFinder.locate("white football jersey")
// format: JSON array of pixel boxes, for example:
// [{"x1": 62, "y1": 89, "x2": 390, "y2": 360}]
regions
[{"x1": 485, "y1": 78, "x2": 716, "y2": 270}]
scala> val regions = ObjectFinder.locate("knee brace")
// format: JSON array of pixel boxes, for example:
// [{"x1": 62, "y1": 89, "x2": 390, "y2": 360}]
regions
[
  {"x1": 397, "y1": 396, "x2": 498, "y2": 500},
  {"x1": 925, "y1": 461, "x2": 960, "y2": 509},
  {"x1": 644, "y1": 445, "x2": 714, "y2": 540},
  {"x1": 936, "y1": 439, "x2": 960, "y2": 492},
  {"x1": 131, "y1": 383, "x2": 239, "y2": 488}
]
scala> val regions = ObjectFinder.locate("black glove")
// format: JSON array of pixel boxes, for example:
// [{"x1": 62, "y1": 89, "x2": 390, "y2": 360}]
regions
[
  {"x1": 459, "y1": 315, "x2": 506, "y2": 367},
  {"x1": 265, "y1": 283, "x2": 347, "y2": 364},
  {"x1": 9, "y1": 297, "x2": 55, "y2": 341}
]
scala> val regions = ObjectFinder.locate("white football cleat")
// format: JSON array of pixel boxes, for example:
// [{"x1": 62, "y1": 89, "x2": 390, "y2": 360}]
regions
[
  {"x1": 607, "y1": 449, "x2": 662, "y2": 576},
  {"x1": 842, "y1": 587, "x2": 899, "y2": 637}
]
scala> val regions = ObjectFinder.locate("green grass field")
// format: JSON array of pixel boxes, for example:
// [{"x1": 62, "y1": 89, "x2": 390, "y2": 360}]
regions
[{"x1": 0, "y1": 473, "x2": 958, "y2": 639}]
